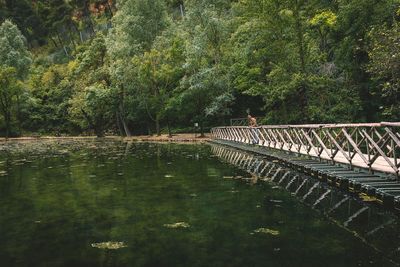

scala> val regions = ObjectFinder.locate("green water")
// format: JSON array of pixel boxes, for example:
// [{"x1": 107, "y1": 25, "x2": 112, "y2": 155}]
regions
[{"x1": 0, "y1": 140, "x2": 393, "y2": 267}]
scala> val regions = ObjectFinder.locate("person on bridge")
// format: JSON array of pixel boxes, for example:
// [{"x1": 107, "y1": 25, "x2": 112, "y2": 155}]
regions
[
  {"x1": 248, "y1": 115, "x2": 259, "y2": 144},
  {"x1": 248, "y1": 115, "x2": 257, "y2": 127}
]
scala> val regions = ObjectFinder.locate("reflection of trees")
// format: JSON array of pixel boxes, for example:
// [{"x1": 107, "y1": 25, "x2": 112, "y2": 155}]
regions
[{"x1": 0, "y1": 141, "x2": 376, "y2": 266}]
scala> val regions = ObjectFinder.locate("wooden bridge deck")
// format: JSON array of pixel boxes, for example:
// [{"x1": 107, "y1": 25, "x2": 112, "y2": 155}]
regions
[{"x1": 281, "y1": 146, "x2": 396, "y2": 174}]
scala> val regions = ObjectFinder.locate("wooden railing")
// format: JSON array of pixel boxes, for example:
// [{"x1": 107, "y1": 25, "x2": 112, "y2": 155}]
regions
[
  {"x1": 230, "y1": 117, "x2": 262, "y2": 126},
  {"x1": 211, "y1": 122, "x2": 400, "y2": 175}
]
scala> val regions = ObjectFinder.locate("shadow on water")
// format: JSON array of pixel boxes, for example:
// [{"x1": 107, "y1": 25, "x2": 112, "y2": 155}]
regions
[{"x1": 0, "y1": 140, "x2": 397, "y2": 267}]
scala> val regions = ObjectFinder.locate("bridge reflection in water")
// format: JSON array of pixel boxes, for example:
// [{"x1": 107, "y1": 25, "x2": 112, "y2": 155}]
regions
[{"x1": 210, "y1": 143, "x2": 400, "y2": 262}]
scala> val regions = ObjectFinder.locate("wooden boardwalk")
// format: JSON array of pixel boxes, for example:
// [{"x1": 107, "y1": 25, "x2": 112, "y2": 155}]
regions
[
  {"x1": 211, "y1": 122, "x2": 400, "y2": 210},
  {"x1": 211, "y1": 122, "x2": 400, "y2": 175}
]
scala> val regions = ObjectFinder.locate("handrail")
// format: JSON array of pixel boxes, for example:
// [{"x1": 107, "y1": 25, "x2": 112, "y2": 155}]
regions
[
  {"x1": 211, "y1": 122, "x2": 400, "y2": 175},
  {"x1": 230, "y1": 117, "x2": 263, "y2": 126}
]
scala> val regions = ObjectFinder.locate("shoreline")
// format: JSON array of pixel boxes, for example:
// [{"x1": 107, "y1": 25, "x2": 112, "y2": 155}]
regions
[{"x1": 0, "y1": 134, "x2": 210, "y2": 143}]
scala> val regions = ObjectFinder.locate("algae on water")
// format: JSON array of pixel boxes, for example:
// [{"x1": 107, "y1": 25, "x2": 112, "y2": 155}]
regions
[
  {"x1": 91, "y1": 242, "x2": 128, "y2": 249},
  {"x1": 253, "y1": 228, "x2": 280, "y2": 236},
  {"x1": 163, "y1": 222, "x2": 190, "y2": 229}
]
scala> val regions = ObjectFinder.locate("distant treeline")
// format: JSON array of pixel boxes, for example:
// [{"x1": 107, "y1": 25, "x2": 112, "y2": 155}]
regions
[{"x1": 0, "y1": 0, "x2": 399, "y2": 138}]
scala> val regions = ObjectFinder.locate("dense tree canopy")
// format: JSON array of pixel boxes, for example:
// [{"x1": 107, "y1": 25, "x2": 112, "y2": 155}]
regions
[
  {"x1": 0, "y1": 0, "x2": 400, "y2": 137},
  {"x1": 0, "y1": 20, "x2": 32, "y2": 78}
]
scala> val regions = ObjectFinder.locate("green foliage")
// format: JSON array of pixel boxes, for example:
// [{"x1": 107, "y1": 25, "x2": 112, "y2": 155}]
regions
[
  {"x1": 0, "y1": 0, "x2": 47, "y2": 45},
  {"x1": 1, "y1": 0, "x2": 400, "y2": 137},
  {"x1": 0, "y1": 20, "x2": 31, "y2": 137},
  {"x1": 68, "y1": 34, "x2": 115, "y2": 136},
  {"x1": 76, "y1": 33, "x2": 109, "y2": 83},
  {"x1": 310, "y1": 11, "x2": 337, "y2": 28},
  {"x1": 26, "y1": 63, "x2": 75, "y2": 134},
  {"x1": 0, "y1": 20, "x2": 32, "y2": 78},
  {"x1": 0, "y1": 66, "x2": 21, "y2": 137},
  {"x1": 176, "y1": 0, "x2": 234, "y2": 135},
  {"x1": 107, "y1": 0, "x2": 169, "y2": 59},
  {"x1": 367, "y1": 22, "x2": 400, "y2": 119},
  {"x1": 332, "y1": 0, "x2": 396, "y2": 121},
  {"x1": 69, "y1": 83, "x2": 115, "y2": 137},
  {"x1": 131, "y1": 26, "x2": 186, "y2": 134}
]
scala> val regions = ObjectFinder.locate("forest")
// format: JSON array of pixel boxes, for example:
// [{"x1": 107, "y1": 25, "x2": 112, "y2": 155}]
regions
[{"x1": 0, "y1": 0, "x2": 400, "y2": 138}]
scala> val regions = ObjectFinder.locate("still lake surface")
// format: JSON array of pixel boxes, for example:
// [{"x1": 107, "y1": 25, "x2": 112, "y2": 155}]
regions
[{"x1": 0, "y1": 140, "x2": 393, "y2": 267}]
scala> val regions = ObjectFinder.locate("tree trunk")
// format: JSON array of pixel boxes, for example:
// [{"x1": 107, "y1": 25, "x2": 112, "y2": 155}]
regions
[
  {"x1": 56, "y1": 32, "x2": 63, "y2": 47},
  {"x1": 50, "y1": 37, "x2": 59, "y2": 48},
  {"x1": 4, "y1": 112, "x2": 10, "y2": 139},
  {"x1": 82, "y1": 2, "x2": 96, "y2": 36},
  {"x1": 79, "y1": 31, "x2": 84, "y2": 43},
  {"x1": 63, "y1": 46, "x2": 69, "y2": 58},
  {"x1": 56, "y1": 32, "x2": 65, "y2": 47},
  {"x1": 119, "y1": 85, "x2": 132, "y2": 137},
  {"x1": 81, "y1": 108, "x2": 97, "y2": 136},
  {"x1": 71, "y1": 23, "x2": 81, "y2": 43},
  {"x1": 16, "y1": 94, "x2": 21, "y2": 136},
  {"x1": 68, "y1": 27, "x2": 77, "y2": 51},
  {"x1": 106, "y1": 1, "x2": 114, "y2": 17},
  {"x1": 87, "y1": 17, "x2": 96, "y2": 36},
  {"x1": 5, "y1": 120, "x2": 10, "y2": 139},
  {"x1": 294, "y1": 1, "x2": 308, "y2": 121},
  {"x1": 180, "y1": 4, "x2": 185, "y2": 19},
  {"x1": 155, "y1": 118, "x2": 161, "y2": 136},
  {"x1": 200, "y1": 120, "x2": 205, "y2": 138},
  {"x1": 298, "y1": 82, "x2": 308, "y2": 122},
  {"x1": 116, "y1": 112, "x2": 124, "y2": 136},
  {"x1": 294, "y1": 3, "x2": 306, "y2": 73},
  {"x1": 5, "y1": 122, "x2": 9, "y2": 139},
  {"x1": 119, "y1": 112, "x2": 131, "y2": 137},
  {"x1": 167, "y1": 117, "x2": 172, "y2": 138},
  {"x1": 94, "y1": 127, "x2": 104, "y2": 138},
  {"x1": 56, "y1": 32, "x2": 69, "y2": 58}
]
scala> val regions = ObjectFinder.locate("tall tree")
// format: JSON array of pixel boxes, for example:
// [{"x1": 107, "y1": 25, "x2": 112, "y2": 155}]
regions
[
  {"x1": 2, "y1": 0, "x2": 47, "y2": 46},
  {"x1": 0, "y1": 67, "x2": 20, "y2": 138},
  {"x1": 0, "y1": 19, "x2": 32, "y2": 78},
  {"x1": 334, "y1": 0, "x2": 396, "y2": 121},
  {"x1": 228, "y1": 0, "x2": 362, "y2": 124},
  {"x1": 36, "y1": 0, "x2": 76, "y2": 55},
  {"x1": 0, "y1": 20, "x2": 31, "y2": 137},
  {"x1": 69, "y1": 34, "x2": 115, "y2": 137},
  {"x1": 367, "y1": 20, "x2": 400, "y2": 120},
  {"x1": 177, "y1": 0, "x2": 234, "y2": 136},
  {"x1": 106, "y1": 0, "x2": 169, "y2": 136},
  {"x1": 132, "y1": 26, "x2": 185, "y2": 136}
]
